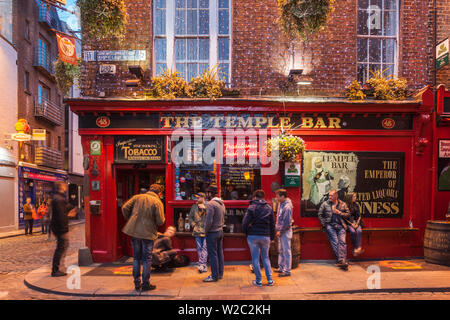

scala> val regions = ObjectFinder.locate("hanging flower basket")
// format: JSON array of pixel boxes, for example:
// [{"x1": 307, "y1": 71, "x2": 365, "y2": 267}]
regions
[{"x1": 268, "y1": 133, "x2": 306, "y2": 162}]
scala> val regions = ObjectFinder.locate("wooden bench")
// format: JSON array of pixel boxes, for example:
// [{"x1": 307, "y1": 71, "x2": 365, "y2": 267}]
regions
[{"x1": 299, "y1": 227, "x2": 419, "y2": 232}]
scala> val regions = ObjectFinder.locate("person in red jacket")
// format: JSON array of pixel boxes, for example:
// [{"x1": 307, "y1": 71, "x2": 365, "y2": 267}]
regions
[{"x1": 38, "y1": 201, "x2": 49, "y2": 234}]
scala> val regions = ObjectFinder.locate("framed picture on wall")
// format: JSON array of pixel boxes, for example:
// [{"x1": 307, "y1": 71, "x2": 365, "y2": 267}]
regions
[{"x1": 438, "y1": 140, "x2": 450, "y2": 191}]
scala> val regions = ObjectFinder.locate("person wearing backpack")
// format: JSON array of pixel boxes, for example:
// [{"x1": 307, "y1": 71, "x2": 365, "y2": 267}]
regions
[{"x1": 242, "y1": 189, "x2": 275, "y2": 287}]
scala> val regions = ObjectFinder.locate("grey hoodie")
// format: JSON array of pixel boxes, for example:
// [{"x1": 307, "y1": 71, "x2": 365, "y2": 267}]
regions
[
  {"x1": 276, "y1": 198, "x2": 293, "y2": 233},
  {"x1": 205, "y1": 197, "x2": 225, "y2": 234}
]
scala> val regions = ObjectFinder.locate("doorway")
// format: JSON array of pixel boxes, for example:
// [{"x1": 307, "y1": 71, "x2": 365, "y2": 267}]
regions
[{"x1": 116, "y1": 167, "x2": 166, "y2": 257}]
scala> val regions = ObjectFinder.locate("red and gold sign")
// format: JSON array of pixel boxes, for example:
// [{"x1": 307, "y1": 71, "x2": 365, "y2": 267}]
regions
[
  {"x1": 382, "y1": 118, "x2": 396, "y2": 129},
  {"x1": 15, "y1": 119, "x2": 31, "y2": 134},
  {"x1": 56, "y1": 33, "x2": 77, "y2": 66},
  {"x1": 96, "y1": 116, "x2": 111, "y2": 128}
]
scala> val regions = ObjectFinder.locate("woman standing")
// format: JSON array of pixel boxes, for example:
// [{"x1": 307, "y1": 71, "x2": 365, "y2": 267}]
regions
[
  {"x1": 344, "y1": 192, "x2": 364, "y2": 257},
  {"x1": 188, "y1": 192, "x2": 208, "y2": 273},
  {"x1": 38, "y1": 201, "x2": 49, "y2": 234}
]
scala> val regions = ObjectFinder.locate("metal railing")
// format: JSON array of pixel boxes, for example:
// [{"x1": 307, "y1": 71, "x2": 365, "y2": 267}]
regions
[
  {"x1": 35, "y1": 146, "x2": 63, "y2": 169},
  {"x1": 35, "y1": 96, "x2": 63, "y2": 126},
  {"x1": 33, "y1": 46, "x2": 55, "y2": 75},
  {"x1": 37, "y1": 1, "x2": 62, "y2": 31}
]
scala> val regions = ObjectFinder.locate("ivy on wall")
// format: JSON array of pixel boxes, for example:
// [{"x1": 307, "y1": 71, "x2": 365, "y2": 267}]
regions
[{"x1": 54, "y1": 59, "x2": 81, "y2": 96}]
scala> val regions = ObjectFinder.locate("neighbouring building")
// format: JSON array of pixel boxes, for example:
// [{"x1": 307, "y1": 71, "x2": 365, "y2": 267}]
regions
[{"x1": 68, "y1": 0, "x2": 446, "y2": 263}]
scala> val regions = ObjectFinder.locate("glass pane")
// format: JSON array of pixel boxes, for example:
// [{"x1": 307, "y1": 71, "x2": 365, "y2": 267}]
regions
[
  {"x1": 382, "y1": 38, "x2": 396, "y2": 63},
  {"x1": 219, "y1": 63, "x2": 229, "y2": 83},
  {"x1": 357, "y1": 64, "x2": 368, "y2": 84},
  {"x1": 385, "y1": 0, "x2": 398, "y2": 10},
  {"x1": 155, "y1": 0, "x2": 166, "y2": 8},
  {"x1": 154, "y1": 38, "x2": 167, "y2": 61},
  {"x1": 384, "y1": 10, "x2": 397, "y2": 36},
  {"x1": 221, "y1": 164, "x2": 261, "y2": 201},
  {"x1": 175, "y1": 9, "x2": 186, "y2": 35},
  {"x1": 218, "y1": 10, "x2": 229, "y2": 35},
  {"x1": 155, "y1": 9, "x2": 166, "y2": 35},
  {"x1": 218, "y1": 37, "x2": 229, "y2": 61},
  {"x1": 186, "y1": 9, "x2": 198, "y2": 34},
  {"x1": 219, "y1": 0, "x2": 229, "y2": 8},
  {"x1": 175, "y1": 38, "x2": 186, "y2": 61},
  {"x1": 156, "y1": 63, "x2": 167, "y2": 76},
  {"x1": 357, "y1": 10, "x2": 368, "y2": 35},
  {"x1": 200, "y1": 0, "x2": 209, "y2": 8},
  {"x1": 369, "y1": 63, "x2": 381, "y2": 77},
  {"x1": 176, "y1": 0, "x2": 185, "y2": 8},
  {"x1": 199, "y1": 63, "x2": 209, "y2": 74},
  {"x1": 357, "y1": 38, "x2": 368, "y2": 62},
  {"x1": 187, "y1": 38, "x2": 198, "y2": 61},
  {"x1": 187, "y1": 0, "x2": 197, "y2": 8},
  {"x1": 176, "y1": 63, "x2": 187, "y2": 79},
  {"x1": 370, "y1": 0, "x2": 382, "y2": 8},
  {"x1": 383, "y1": 64, "x2": 395, "y2": 77},
  {"x1": 368, "y1": 5, "x2": 382, "y2": 35},
  {"x1": 199, "y1": 9, "x2": 209, "y2": 34},
  {"x1": 187, "y1": 63, "x2": 198, "y2": 81},
  {"x1": 369, "y1": 38, "x2": 381, "y2": 62},
  {"x1": 358, "y1": 0, "x2": 369, "y2": 9},
  {"x1": 199, "y1": 38, "x2": 209, "y2": 60}
]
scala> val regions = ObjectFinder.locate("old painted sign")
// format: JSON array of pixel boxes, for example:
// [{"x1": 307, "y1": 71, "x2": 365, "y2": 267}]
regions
[{"x1": 114, "y1": 136, "x2": 165, "y2": 163}]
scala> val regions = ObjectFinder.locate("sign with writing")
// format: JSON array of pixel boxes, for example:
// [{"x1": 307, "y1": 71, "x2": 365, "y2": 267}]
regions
[
  {"x1": 90, "y1": 140, "x2": 101, "y2": 156},
  {"x1": 11, "y1": 133, "x2": 32, "y2": 142},
  {"x1": 32, "y1": 129, "x2": 46, "y2": 141},
  {"x1": 436, "y1": 38, "x2": 449, "y2": 70},
  {"x1": 438, "y1": 140, "x2": 450, "y2": 191},
  {"x1": 99, "y1": 64, "x2": 116, "y2": 74},
  {"x1": 56, "y1": 33, "x2": 77, "y2": 66},
  {"x1": 83, "y1": 50, "x2": 146, "y2": 62},
  {"x1": 284, "y1": 162, "x2": 301, "y2": 187},
  {"x1": 114, "y1": 136, "x2": 164, "y2": 163},
  {"x1": 301, "y1": 151, "x2": 404, "y2": 218},
  {"x1": 439, "y1": 140, "x2": 450, "y2": 158}
]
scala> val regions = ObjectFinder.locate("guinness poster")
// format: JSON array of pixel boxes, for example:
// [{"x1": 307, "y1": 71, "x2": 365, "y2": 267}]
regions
[
  {"x1": 301, "y1": 151, "x2": 404, "y2": 219},
  {"x1": 114, "y1": 136, "x2": 165, "y2": 163}
]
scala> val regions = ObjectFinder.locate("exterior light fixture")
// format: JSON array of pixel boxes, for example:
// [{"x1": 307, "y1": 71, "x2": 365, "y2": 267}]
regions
[
  {"x1": 126, "y1": 65, "x2": 144, "y2": 87},
  {"x1": 288, "y1": 69, "x2": 303, "y2": 82}
]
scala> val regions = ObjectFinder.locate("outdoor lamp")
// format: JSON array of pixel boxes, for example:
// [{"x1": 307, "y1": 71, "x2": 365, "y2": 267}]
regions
[{"x1": 288, "y1": 69, "x2": 303, "y2": 82}]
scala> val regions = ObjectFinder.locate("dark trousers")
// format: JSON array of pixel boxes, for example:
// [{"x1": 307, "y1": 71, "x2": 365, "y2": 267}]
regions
[
  {"x1": 206, "y1": 230, "x2": 224, "y2": 280},
  {"x1": 52, "y1": 232, "x2": 69, "y2": 273},
  {"x1": 131, "y1": 237, "x2": 154, "y2": 286},
  {"x1": 24, "y1": 219, "x2": 34, "y2": 235},
  {"x1": 41, "y1": 222, "x2": 48, "y2": 234}
]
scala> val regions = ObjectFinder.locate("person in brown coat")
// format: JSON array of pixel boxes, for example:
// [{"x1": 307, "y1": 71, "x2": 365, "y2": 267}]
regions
[
  {"x1": 23, "y1": 197, "x2": 34, "y2": 235},
  {"x1": 122, "y1": 184, "x2": 165, "y2": 292}
]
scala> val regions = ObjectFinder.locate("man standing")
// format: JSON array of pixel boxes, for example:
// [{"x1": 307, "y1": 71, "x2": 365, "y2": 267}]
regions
[
  {"x1": 50, "y1": 181, "x2": 76, "y2": 277},
  {"x1": 318, "y1": 189, "x2": 350, "y2": 270},
  {"x1": 203, "y1": 185, "x2": 225, "y2": 282},
  {"x1": 23, "y1": 197, "x2": 34, "y2": 235},
  {"x1": 275, "y1": 189, "x2": 293, "y2": 277},
  {"x1": 122, "y1": 184, "x2": 165, "y2": 291},
  {"x1": 188, "y1": 192, "x2": 208, "y2": 273}
]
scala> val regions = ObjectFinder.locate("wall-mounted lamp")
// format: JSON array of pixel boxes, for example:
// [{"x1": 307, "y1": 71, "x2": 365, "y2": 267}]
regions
[
  {"x1": 126, "y1": 65, "x2": 145, "y2": 87},
  {"x1": 288, "y1": 69, "x2": 303, "y2": 82}
]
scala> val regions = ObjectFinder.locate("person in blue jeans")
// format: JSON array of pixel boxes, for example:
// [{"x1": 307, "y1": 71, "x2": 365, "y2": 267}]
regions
[
  {"x1": 275, "y1": 189, "x2": 293, "y2": 277},
  {"x1": 344, "y1": 192, "x2": 364, "y2": 257},
  {"x1": 318, "y1": 190, "x2": 350, "y2": 270},
  {"x1": 242, "y1": 190, "x2": 275, "y2": 286},
  {"x1": 203, "y1": 185, "x2": 225, "y2": 282},
  {"x1": 188, "y1": 192, "x2": 208, "y2": 273}
]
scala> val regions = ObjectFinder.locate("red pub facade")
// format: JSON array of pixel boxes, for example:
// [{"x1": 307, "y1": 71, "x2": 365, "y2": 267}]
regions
[{"x1": 68, "y1": 87, "x2": 441, "y2": 263}]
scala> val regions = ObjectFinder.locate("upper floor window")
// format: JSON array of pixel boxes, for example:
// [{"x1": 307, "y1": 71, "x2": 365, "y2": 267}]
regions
[
  {"x1": 38, "y1": 82, "x2": 50, "y2": 105},
  {"x1": 357, "y1": 0, "x2": 399, "y2": 84},
  {"x1": 0, "y1": 0, "x2": 13, "y2": 42},
  {"x1": 154, "y1": 0, "x2": 231, "y2": 84}
]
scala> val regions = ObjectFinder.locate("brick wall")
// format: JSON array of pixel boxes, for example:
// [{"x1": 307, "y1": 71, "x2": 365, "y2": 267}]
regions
[
  {"x1": 436, "y1": 0, "x2": 450, "y2": 87},
  {"x1": 80, "y1": 0, "x2": 435, "y2": 97}
]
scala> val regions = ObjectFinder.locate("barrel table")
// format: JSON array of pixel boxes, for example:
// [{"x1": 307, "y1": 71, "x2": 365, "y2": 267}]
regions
[
  {"x1": 269, "y1": 225, "x2": 301, "y2": 269},
  {"x1": 424, "y1": 220, "x2": 450, "y2": 266}
]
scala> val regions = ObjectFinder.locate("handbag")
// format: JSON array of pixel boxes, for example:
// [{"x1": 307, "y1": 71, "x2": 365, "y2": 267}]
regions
[{"x1": 32, "y1": 208, "x2": 38, "y2": 220}]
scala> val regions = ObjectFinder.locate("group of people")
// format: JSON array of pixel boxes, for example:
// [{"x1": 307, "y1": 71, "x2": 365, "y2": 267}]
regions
[{"x1": 22, "y1": 198, "x2": 51, "y2": 237}]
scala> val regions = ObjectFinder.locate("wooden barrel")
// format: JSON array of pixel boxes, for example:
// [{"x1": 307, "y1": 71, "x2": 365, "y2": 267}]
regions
[
  {"x1": 269, "y1": 225, "x2": 301, "y2": 269},
  {"x1": 424, "y1": 220, "x2": 450, "y2": 266}
]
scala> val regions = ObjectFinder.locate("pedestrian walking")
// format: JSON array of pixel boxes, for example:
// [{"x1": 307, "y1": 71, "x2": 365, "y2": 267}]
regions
[
  {"x1": 318, "y1": 190, "x2": 350, "y2": 270},
  {"x1": 38, "y1": 202, "x2": 49, "y2": 234},
  {"x1": 242, "y1": 190, "x2": 275, "y2": 286},
  {"x1": 344, "y1": 192, "x2": 365, "y2": 257},
  {"x1": 23, "y1": 197, "x2": 34, "y2": 235},
  {"x1": 50, "y1": 181, "x2": 76, "y2": 277},
  {"x1": 275, "y1": 189, "x2": 293, "y2": 277},
  {"x1": 188, "y1": 192, "x2": 208, "y2": 273},
  {"x1": 122, "y1": 184, "x2": 165, "y2": 291},
  {"x1": 203, "y1": 185, "x2": 225, "y2": 282}
]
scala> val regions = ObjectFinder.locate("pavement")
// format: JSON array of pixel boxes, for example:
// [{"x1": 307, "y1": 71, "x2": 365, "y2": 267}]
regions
[
  {"x1": 23, "y1": 256, "x2": 450, "y2": 299},
  {"x1": 0, "y1": 219, "x2": 85, "y2": 240}
]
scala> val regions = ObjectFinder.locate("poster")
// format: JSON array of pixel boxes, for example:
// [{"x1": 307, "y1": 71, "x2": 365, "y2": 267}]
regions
[
  {"x1": 438, "y1": 140, "x2": 450, "y2": 191},
  {"x1": 114, "y1": 136, "x2": 164, "y2": 163},
  {"x1": 301, "y1": 151, "x2": 404, "y2": 218}
]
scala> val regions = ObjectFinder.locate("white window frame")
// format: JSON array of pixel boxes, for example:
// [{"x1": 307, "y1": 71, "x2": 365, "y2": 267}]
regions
[
  {"x1": 356, "y1": 0, "x2": 400, "y2": 83},
  {"x1": 153, "y1": 0, "x2": 232, "y2": 84}
]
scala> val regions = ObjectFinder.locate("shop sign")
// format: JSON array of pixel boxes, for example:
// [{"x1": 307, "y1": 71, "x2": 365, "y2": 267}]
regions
[
  {"x1": 301, "y1": 151, "x2": 404, "y2": 219},
  {"x1": 114, "y1": 136, "x2": 164, "y2": 163},
  {"x1": 56, "y1": 32, "x2": 77, "y2": 66},
  {"x1": 11, "y1": 133, "x2": 32, "y2": 142},
  {"x1": 284, "y1": 162, "x2": 301, "y2": 187},
  {"x1": 96, "y1": 116, "x2": 110, "y2": 128},
  {"x1": 439, "y1": 140, "x2": 450, "y2": 158},
  {"x1": 99, "y1": 64, "x2": 116, "y2": 75},
  {"x1": 83, "y1": 50, "x2": 146, "y2": 62},
  {"x1": 436, "y1": 38, "x2": 449, "y2": 70},
  {"x1": 438, "y1": 140, "x2": 450, "y2": 191},
  {"x1": 90, "y1": 140, "x2": 102, "y2": 156},
  {"x1": 32, "y1": 129, "x2": 46, "y2": 141}
]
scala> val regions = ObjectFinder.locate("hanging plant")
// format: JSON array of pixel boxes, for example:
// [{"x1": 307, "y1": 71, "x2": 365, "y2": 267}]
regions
[
  {"x1": 277, "y1": 0, "x2": 335, "y2": 40},
  {"x1": 268, "y1": 133, "x2": 306, "y2": 162},
  {"x1": 189, "y1": 66, "x2": 225, "y2": 100},
  {"x1": 77, "y1": 0, "x2": 127, "y2": 41},
  {"x1": 54, "y1": 58, "x2": 81, "y2": 96}
]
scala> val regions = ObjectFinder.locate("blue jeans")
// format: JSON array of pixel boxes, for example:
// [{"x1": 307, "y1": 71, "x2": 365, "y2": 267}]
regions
[
  {"x1": 278, "y1": 228, "x2": 292, "y2": 274},
  {"x1": 195, "y1": 236, "x2": 208, "y2": 270},
  {"x1": 324, "y1": 223, "x2": 347, "y2": 262},
  {"x1": 347, "y1": 225, "x2": 362, "y2": 250},
  {"x1": 130, "y1": 237, "x2": 154, "y2": 286},
  {"x1": 247, "y1": 235, "x2": 272, "y2": 283},
  {"x1": 206, "y1": 230, "x2": 224, "y2": 280}
]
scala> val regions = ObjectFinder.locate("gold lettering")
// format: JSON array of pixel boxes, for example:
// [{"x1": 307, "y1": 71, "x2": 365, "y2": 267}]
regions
[
  {"x1": 238, "y1": 117, "x2": 253, "y2": 128},
  {"x1": 213, "y1": 116, "x2": 224, "y2": 128},
  {"x1": 175, "y1": 117, "x2": 190, "y2": 128},
  {"x1": 280, "y1": 117, "x2": 293, "y2": 129},
  {"x1": 313, "y1": 117, "x2": 327, "y2": 129},
  {"x1": 225, "y1": 116, "x2": 237, "y2": 128},
  {"x1": 160, "y1": 117, "x2": 174, "y2": 128},
  {"x1": 301, "y1": 117, "x2": 314, "y2": 129},
  {"x1": 328, "y1": 117, "x2": 341, "y2": 129},
  {"x1": 254, "y1": 117, "x2": 268, "y2": 128},
  {"x1": 267, "y1": 117, "x2": 279, "y2": 128}
]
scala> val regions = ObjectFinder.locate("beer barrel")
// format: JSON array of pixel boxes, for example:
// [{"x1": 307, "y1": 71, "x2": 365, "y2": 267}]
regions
[
  {"x1": 424, "y1": 220, "x2": 450, "y2": 266},
  {"x1": 269, "y1": 225, "x2": 301, "y2": 269}
]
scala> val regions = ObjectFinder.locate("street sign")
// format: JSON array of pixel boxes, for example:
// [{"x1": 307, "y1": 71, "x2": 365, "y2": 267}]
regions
[
  {"x1": 11, "y1": 133, "x2": 32, "y2": 142},
  {"x1": 436, "y1": 38, "x2": 449, "y2": 70},
  {"x1": 32, "y1": 129, "x2": 46, "y2": 141}
]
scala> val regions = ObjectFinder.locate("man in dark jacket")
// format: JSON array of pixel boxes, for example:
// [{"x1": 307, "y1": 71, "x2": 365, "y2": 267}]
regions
[
  {"x1": 242, "y1": 190, "x2": 275, "y2": 286},
  {"x1": 318, "y1": 189, "x2": 350, "y2": 270},
  {"x1": 203, "y1": 185, "x2": 225, "y2": 282},
  {"x1": 50, "y1": 181, "x2": 75, "y2": 277}
]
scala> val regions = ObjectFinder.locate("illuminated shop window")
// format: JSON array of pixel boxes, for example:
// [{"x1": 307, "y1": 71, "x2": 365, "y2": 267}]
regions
[
  {"x1": 153, "y1": 0, "x2": 231, "y2": 83},
  {"x1": 357, "y1": 0, "x2": 399, "y2": 84}
]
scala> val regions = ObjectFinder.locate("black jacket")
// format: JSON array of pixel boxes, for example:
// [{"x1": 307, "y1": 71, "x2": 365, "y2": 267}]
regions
[
  {"x1": 242, "y1": 199, "x2": 275, "y2": 240},
  {"x1": 50, "y1": 193, "x2": 73, "y2": 235}
]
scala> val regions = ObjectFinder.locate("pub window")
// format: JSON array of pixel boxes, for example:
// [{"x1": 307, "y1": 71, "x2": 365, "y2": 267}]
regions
[
  {"x1": 173, "y1": 138, "x2": 217, "y2": 200},
  {"x1": 153, "y1": 0, "x2": 231, "y2": 83},
  {"x1": 357, "y1": 0, "x2": 399, "y2": 84}
]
